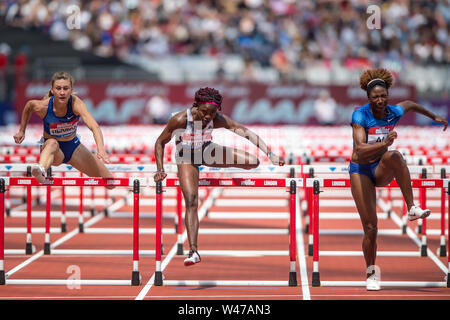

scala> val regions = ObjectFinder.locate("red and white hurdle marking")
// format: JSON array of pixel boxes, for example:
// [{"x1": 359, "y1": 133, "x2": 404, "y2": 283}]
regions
[
  {"x1": 150, "y1": 177, "x2": 303, "y2": 287},
  {"x1": 306, "y1": 177, "x2": 450, "y2": 288},
  {"x1": 0, "y1": 176, "x2": 144, "y2": 286}
]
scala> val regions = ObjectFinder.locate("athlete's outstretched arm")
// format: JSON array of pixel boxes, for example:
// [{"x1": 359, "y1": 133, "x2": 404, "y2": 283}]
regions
[
  {"x1": 154, "y1": 113, "x2": 184, "y2": 181},
  {"x1": 14, "y1": 100, "x2": 45, "y2": 144},
  {"x1": 72, "y1": 96, "x2": 109, "y2": 163},
  {"x1": 399, "y1": 100, "x2": 448, "y2": 130},
  {"x1": 352, "y1": 123, "x2": 396, "y2": 161},
  {"x1": 215, "y1": 114, "x2": 285, "y2": 165}
]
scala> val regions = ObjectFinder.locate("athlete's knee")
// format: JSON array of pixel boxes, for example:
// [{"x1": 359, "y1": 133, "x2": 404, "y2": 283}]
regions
[
  {"x1": 385, "y1": 150, "x2": 405, "y2": 164},
  {"x1": 44, "y1": 139, "x2": 59, "y2": 152},
  {"x1": 363, "y1": 223, "x2": 378, "y2": 237},
  {"x1": 184, "y1": 194, "x2": 198, "y2": 209}
]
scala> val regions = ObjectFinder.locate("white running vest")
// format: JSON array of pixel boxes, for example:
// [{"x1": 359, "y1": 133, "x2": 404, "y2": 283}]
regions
[{"x1": 180, "y1": 108, "x2": 213, "y2": 149}]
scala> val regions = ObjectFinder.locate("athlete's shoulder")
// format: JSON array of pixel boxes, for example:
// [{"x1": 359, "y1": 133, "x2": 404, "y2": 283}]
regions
[
  {"x1": 387, "y1": 104, "x2": 404, "y2": 117},
  {"x1": 351, "y1": 104, "x2": 370, "y2": 126},
  {"x1": 167, "y1": 109, "x2": 187, "y2": 127},
  {"x1": 31, "y1": 98, "x2": 49, "y2": 111}
]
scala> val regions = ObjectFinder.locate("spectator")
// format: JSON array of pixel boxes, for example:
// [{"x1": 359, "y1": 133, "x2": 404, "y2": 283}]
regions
[
  {"x1": 0, "y1": 0, "x2": 448, "y2": 78},
  {"x1": 314, "y1": 89, "x2": 337, "y2": 126},
  {"x1": 145, "y1": 94, "x2": 170, "y2": 124}
]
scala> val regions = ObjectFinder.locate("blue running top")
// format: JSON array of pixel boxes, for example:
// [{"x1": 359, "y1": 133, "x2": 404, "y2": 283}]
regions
[
  {"x1": 351, "y1": 103, "x2": 404, "y2": 144},
  {"x1": 43, "y1": 96, "x2": 80, "y2": 138}
]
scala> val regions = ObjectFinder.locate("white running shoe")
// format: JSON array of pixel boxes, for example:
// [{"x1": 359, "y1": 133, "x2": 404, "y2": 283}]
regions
[
  {"x1": 366, "y1": 274, "x2": 381, "y2": 291},
  {"x1": 31, "y1": 164, "x2": 46, "y2": 184},
  {"x1": 407, "y1": 205, "x2": 431, "y2": 221},
  {"x1": 184, "y1": 250, "x2": 201, "y2": 266}
]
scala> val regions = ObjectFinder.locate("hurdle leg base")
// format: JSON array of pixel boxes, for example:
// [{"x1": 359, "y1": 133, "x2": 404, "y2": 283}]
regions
[
  {"x1": 6, "y1": 207, "x2": 10, "y2": 217},
  {"x1": 177, "y1": 243, "x2": 184, "y2": 255},
  {"x1": 204, "y1": 209, "x2": 209, "y2": 217},
  {"x1": 0, "y1": 270, "x2": 5, "y2": 285},
  {"x1": 439, "y1": 245, "x2": 447, "y2": 257},
  {"x1": 154, "y1": 271, "x2": 163, "y2": 286},
  {"x1": 447, "y1": 274, "x2": 450, "y2": 288},
  {"x1": 401, "y1": 225, "x2": 407, "y2": 234},
  {"x1": 61, "y1": 223, "x2": 67, "y2": 233},
  {"x1": 25, "y1": 242, "x2": 33, "y2": 255},
  {"x1": 304, "y1": 223, "x2": 309, "y2": 234},
  {"x1": 308, "y1": 244, "x2": 313, "y2": 256},
  {"x1": 312, "y1": 272, "x2": 320, "y2": 287},
  {"x1": 387, "y1": 210, "x2": 391, "y2": 219},
  {"x1": 131, "y1": 271, "x2": 141, "y2": 286},
  {"x1": 289, "y1": 272, "x2": 297, "y2": 286},
  {"x1": 416, "y1": 225, "x2": 422, "y2": 234},
  {"x1": 420, "y1": 245, "x2": 427, "y2": 257},
  {"x1": 79, "y1": 223, "x2": 84, "y2": 233},
  {"x1": 104, "y1": 208, "x2": 109, "y2": 217},
  {"x1": 90, "y1": 208, "x2": 95, "y2": 217},
  {"x1": 161, "y1": 244, "x2": 164, "y2": 256},
  {"x1": 44, "y1": 243, "x2": 51, "y2": 255}
]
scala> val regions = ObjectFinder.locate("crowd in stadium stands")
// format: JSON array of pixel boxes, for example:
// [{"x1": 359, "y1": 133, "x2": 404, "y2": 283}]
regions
[{"x1": 0, "y1": 0, "x2": 449, "y2": 80}]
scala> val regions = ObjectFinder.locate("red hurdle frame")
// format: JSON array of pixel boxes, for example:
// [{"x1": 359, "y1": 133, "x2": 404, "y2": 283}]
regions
[
  {"x1": 0, "y1": 176, "x2": 142, "y2": 286},
  {"x1": 153, "y1": 178, "x2": 300, "y2": 287},
  {"x1": 307, "y1": 178, "x2": 449, "y2": 288}
]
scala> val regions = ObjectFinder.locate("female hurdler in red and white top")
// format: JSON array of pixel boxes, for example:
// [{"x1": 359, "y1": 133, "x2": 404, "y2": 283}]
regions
[
  {"x1": 13, "y1": 71, "x2": 114, "y2": 188},
  {"x1": 349, "y1": 68, "x2": 448, "y2": 291},
  {"x1": 154, "y1": 87, "x2": 285, "y2": 266}
]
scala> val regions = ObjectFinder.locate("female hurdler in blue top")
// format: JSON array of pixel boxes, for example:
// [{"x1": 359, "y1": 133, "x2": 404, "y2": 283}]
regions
[
  {"x1": 13, "y1": 71, "x2": 114, "y2": 188},
  {"x1": 350, "y1": 68, "x2": 448, "y2": 291}
]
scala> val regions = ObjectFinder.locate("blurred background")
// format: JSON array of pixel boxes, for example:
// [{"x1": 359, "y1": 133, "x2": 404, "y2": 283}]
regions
[{"x1": 0, "y1": 0, "x2": 448, "y2": 161}]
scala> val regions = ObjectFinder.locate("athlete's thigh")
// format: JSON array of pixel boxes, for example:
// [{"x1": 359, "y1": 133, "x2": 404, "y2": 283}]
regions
[
  {"x1": 41, "y1": 139, "x2": 65, "y2": 166},
  {"x1": 202, "y1": 143, "x2": 258, "y2": 167},
  {"x1": 373, "y1": 152, "x2": 396, "y2": 187},
  {"x1": 177, "y1": 163, "x2": 199, "y2": 201},
  {"x1": 350, "y1": 173, "x2": 377, "y2": 226},
  {"x1": 68, "y1": 144, "x2": 112, "y2": 178}
]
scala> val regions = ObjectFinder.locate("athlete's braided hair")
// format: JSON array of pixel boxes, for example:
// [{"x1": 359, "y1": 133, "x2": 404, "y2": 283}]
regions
[
  {"x1": 192, "y1": 87, "x2": 223, "y2": 110},
  {"x1": 359, "y1": 68, "x2": 393, "y2": 97}
]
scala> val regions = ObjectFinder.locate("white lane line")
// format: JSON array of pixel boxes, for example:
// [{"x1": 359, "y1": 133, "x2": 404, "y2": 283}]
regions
[
  {"x1": 135, "y1": 188, "x2": 220, "y2": 300},
  {"x1": 296, "y1": 192, "x2": 310, "y2": 300}
]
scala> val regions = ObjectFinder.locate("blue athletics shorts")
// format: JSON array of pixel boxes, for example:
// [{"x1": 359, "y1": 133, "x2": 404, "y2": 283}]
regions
[
  {"x1": 43, "y1": 136, "x2": 81, "y2": 163},
  {"x1": 348, "y1": 160, "x2": 380, "y2": 184}
]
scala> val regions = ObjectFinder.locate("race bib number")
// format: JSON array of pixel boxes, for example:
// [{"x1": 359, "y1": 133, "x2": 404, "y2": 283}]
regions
[
  {"x1": 367, "y1": 125, "x2": 394, "y2": 144},
  {"x1": 49, "y1": 119, "x2": 78, "y2": 137}
]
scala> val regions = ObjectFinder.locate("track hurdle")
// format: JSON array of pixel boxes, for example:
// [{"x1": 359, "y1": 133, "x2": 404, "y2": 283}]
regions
[
  {"x1": 151, "y1": 177, "x2": 302, "y2": 287},
  {"x1": 307, "y1": 177, "x2": 449, "y2": 288},
  {"x1": 0, "y1": 176, "x2": 144, "y2": 286}
]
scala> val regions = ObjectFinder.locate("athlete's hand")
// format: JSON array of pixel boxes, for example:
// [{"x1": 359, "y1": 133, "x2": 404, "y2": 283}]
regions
[
  {"x1": 154, "y1": 171, "x2": 167, "y2": 182},
  {"x1": 434, "y1": 116, "x2": 448, "y2": 131},
  {"x1": 97, "y1": 149, "x2": 110, "y2": 164},
  {"x1": 269, "y1": 153, "x2": 285, "y2": 166},
  {"x1": 13, "y1": 131, "x2": 25, "y2": 144},
  {"x1": 384, "y1": 131, "x2": 397, "y2": 147}
]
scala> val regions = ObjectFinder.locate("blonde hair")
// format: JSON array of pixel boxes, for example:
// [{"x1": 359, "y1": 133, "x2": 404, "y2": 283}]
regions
[{"x1": 43, "y1": 71, "x2": 75, "y2": 99}]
